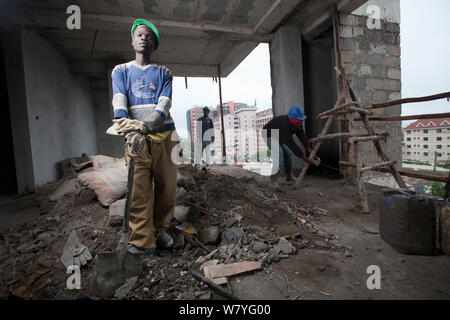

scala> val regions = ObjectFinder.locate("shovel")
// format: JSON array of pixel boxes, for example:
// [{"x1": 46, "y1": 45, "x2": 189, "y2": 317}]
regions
[{"x1": 93, "y1": 129, "x2": 144, "y2": 297}]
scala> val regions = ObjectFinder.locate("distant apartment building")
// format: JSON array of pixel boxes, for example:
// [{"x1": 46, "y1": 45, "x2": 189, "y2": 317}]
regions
[
  {"x1": 402, "y1": 118, "x2": 450, "y2": 163},
  {"x1": 256, "y1": 108, "x2": 273, "y2": 154},
  {"x1": 189, "y1": 102, "x2": 273, "y2": 164}
]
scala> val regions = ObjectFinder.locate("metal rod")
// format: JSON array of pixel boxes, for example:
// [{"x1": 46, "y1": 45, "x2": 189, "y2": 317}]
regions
[
  {"x1": 191, "y1": 270, "x2": 240, "y2": 300},
  {"x1": 369, "y1": 91, "x2": 450, "y2": 109},
  {"x1": 218, "y1": 65, "x2": 226, "y2": 164}
]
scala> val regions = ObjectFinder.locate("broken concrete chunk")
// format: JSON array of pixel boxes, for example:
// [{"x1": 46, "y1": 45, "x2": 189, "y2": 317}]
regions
[
  {"x1": 174, "y1": 205, "x2": 190, "y2": 223},
  {"x1": 113, "y1": 276, "x2": 138, "y2": 300},
  {"x1": 252, "y1": 241, "x2": 269, "y2": 253},
  {"x1": 49, "y1": 178, "x2": 81, "y2": 202},
  {"x1": 177, "y1": 173, "x2": 196, "y2": 186},
  {"x1": 226, "y1": 217, "x2": 238, "y2": 228},
  {"x1": 275, "y1": 237, "x2": 296, "y2": 255},
  {"x1": 108, "y1": 199, "x2": 126, "y2": 227},
  {"x1": 199, "y1": 292, "x2": 211, "y2": 300},
  {"x1": 222, "y1": 227, "x2": 248, "y2": 245},
  {"x1": 200, "y1": 226, "x2": 220, "y2": 245},
  {"x1": 176, "y1": 187, "x2": 188, "y2": 201}
]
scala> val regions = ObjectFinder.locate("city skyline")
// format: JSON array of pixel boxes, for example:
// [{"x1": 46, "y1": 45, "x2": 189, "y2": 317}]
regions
[{"x1": 170, "y1": 0, "x2": 450, "y2": 138}]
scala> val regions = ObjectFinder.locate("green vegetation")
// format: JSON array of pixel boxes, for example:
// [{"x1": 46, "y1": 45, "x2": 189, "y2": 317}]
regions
[{"x1": 430, "y1": 182, "x2": 445, "y2": 198}]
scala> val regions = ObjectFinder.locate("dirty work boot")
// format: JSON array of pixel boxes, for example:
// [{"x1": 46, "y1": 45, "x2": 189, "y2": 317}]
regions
[
  {"x1": 156, "y1": 231, "x2": 174, "y2": 249},
  {"x1": 128, "y1": 245, "x2": 155, "y2": 257}
]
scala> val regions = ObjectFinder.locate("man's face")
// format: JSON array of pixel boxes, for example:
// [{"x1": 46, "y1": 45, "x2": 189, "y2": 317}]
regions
[
  {"x1": 132, "y1": 25, "x2": 154, "y2": 54},
  {"x1": 204, "y1": 110, "x2": 210, "y2": 117}
]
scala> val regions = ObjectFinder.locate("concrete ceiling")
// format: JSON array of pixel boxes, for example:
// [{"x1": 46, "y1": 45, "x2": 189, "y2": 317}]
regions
[{"x1": 0, "y1": 0, "x2": 367, "y2": 78}]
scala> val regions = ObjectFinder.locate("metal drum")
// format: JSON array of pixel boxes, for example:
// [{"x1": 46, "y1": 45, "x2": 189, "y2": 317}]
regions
[{"x1": 380, "y1": 189, "x2": 437, "y2": 255}]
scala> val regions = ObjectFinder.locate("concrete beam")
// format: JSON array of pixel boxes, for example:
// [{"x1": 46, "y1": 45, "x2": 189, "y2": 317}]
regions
[
  {"x1": 286, "y1": 0, "x2": 368, "y2": 41},
  {"x1": 0, "y1": 7, "x2": 272, "y2": 42},
  {"x1": 253, "y1": 0, "x2": 303, "y2": 35},
  {"x1": 220, "y1": 42, "x2": 259, "y2": 77}
]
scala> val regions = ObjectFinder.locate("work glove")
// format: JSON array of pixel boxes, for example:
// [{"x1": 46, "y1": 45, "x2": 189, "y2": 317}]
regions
[
  {"x1": 60, "y1": 230, "x2": 92, "y2": 268},
  {"x1": 125, "y1": 131, "x2": 146, "y2": 156},
  {"x1": 114, "y1": 118, "x2": 148, "y2": 135},
  {"x1": 143, "y1": 112, "x2": 164, "y2": 133}
]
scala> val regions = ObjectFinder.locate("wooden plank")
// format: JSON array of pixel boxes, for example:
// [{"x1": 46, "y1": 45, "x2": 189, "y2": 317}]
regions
[
  {"x1": 370, "y1": 92, "x2": 450, "y2": 109},
  {"x1": 347, "y1": 83, "x2": 407, "y2": 189},
  {"x1": 355, "y1": 143, "x2": 370, "y2": 213},
  {"x1": 339, "y1": 161, "x2": 448, "y2": 182},
  {"x1": 204, "y1": 261, "x2": 262, "y2": 279},
  {"x1": 354, "y1": 112, "x2": 450, "y2": 122},
  {"x1": 309, "y1": 132, "x2": 356, "y2": 144},
  {"x1": 349, "y1": 135, "x2": 388, "y2": 143},
  {"x1": 295, "y1": 93, "x2": 347, "y2": 189}
]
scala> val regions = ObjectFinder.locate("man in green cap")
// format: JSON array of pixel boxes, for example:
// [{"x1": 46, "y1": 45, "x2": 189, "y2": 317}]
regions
[
  {"x1": 111, "y1": 19, "x2": 178, "y2": 256},
  {"x1": 195, "y1": 106, "x2": 215, "y2": 165}
]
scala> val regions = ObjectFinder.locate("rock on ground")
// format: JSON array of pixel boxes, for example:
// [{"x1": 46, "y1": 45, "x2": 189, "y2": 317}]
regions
[
  {"x1": 200, "y1": 226, "x2": 220, "y2": 245},
  {"x1": 108, "y1": 199, "x2": 126, "y2": 227}
]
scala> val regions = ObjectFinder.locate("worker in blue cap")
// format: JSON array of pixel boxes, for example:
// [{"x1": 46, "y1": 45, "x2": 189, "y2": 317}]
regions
[
  {"x1": 110, "y1": 19, "x2": 178, "y2": 256},
  {"x1": 263, "y1": 106, "x2": 320, "y2": 184}
]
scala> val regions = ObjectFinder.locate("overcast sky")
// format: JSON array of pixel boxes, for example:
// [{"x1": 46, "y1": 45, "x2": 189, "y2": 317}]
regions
[{"x1": 171, "y1": 0, "x2": 449, "y2": 136}]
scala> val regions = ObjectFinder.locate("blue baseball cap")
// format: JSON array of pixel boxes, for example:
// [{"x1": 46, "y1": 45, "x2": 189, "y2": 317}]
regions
[{"x1": 287, "y1": 106, "x2": 307, "y2": 120}]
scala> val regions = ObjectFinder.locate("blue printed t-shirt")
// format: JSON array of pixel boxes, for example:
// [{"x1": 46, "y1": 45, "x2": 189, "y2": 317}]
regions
[{"x1": 111, "y1": 61, "x2": 175, "y2": 132}]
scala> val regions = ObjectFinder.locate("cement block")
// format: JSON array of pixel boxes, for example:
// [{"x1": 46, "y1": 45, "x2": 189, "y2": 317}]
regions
[
  {"x1": 358, "y1": 64, "x2": 372, "y2": 77},
  {"x1": 383, "y1": 56, "x2": 399, "y2": 68},
  {"x1": 383, "y1": 79, "x2": 401, "y2": 91},
  {"x1": 340, "y1": 14, "x2": 357, "y2": 26},
  {"x1": 373, "y1": 90, "x2": 388, "y2": 103},
  {"x1": 389, "y1": 92, "x2": 401, "y2": 101},
  {"x1": 364, "y1": 54, "x2": 384, "y2": 65},
  {"x1": 368, "y1": 78, "x2": 383, "y2": 90},
  {"x1": 108, "y1": 198, "x2": 126, "y2": 227},
  {"x1": 372, "y1": 65, "x2": 386, "y2": 78},
  {"x1": 344, "y1": 63, "x2": 357, "y2": 75},
  {"x1": 340, "y1": 38, "x2": 357, "y2": 51},
  {"x1": 369, "y1": 44, "x2": 386, "y2": 55},
  {"x1": 387, "y1": 68, "x2": 401, "y2": 80},
  {"x1": 340, "y1": 26, "x2": 353, "y2": 38},
  {"x1": 341, "y1": 51, "x2": 354, "y2": 63},
  {"x1": 387, "y1": 46, "x2": 401, "y2": 56},
  {"x1": 353, "y1": 26, "x2": 365, "y2": 37}
]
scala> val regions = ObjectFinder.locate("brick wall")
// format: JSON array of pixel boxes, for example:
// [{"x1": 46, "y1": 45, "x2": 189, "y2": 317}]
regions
[{"x1": 339, "y1": 13, "x2": 402, "y2": 182}]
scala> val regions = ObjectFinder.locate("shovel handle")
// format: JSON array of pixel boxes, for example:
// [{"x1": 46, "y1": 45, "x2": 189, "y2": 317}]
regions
[{"x1": 123, "y1": 156, "x2": 136, "y2": 233}]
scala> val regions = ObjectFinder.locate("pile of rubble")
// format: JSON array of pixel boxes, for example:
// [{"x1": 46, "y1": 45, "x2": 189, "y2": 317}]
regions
[{"x1": 0, "y1": 156, "x2": 337, "y2": 300}]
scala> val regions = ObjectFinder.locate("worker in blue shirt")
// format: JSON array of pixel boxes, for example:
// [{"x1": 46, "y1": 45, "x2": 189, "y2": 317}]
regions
[{"x1": 111, "y1": 19, "x2": 178, "y2": 256}]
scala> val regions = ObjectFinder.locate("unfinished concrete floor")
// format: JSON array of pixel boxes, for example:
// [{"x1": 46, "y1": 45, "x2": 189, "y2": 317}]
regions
[
  {"x1": 0, "y1": 165, "x2": 449, "y2": 300},
  {"x1": 210, "y1": 166, "x2": 450, "y2": 300}
]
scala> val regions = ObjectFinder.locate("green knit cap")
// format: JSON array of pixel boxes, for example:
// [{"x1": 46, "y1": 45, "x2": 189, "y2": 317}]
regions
[{"x1": 131, "y1": 19, "x2": 160, "y2": 50}]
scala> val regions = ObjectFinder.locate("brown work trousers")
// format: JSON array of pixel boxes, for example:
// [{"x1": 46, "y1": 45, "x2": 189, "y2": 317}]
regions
[{"x1": 124, "y1": 134, "x2": 178, "y2": 249}]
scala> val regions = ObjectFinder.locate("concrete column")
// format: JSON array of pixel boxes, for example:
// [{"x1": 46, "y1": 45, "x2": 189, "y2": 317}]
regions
[
  {"x1": 2, "y1": 33, "x2": 35, "y2": 194},
  {"x1": 269, "y1": 26, "x2": 306, "y2": 174},
  {"x1": 269, "y1": 26, "x2": 305, "y2": 117}
]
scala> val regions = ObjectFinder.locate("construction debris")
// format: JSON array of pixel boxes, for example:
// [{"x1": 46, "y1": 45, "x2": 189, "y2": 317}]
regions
[{"x1": 0, "y1": 162, "x2": 335, "y2": 300}]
